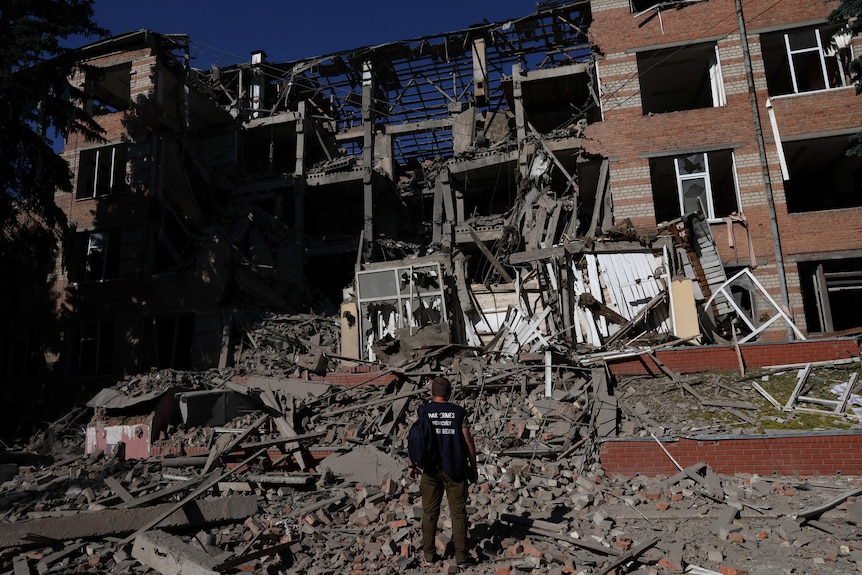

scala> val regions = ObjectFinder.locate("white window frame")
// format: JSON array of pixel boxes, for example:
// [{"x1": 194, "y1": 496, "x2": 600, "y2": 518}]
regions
[
  {"x1": 674, "y1": 153, "x2": 713, "y2": 217},
  {"x1": 709, "y1": 45, "x2": 727, "y2": 107},
  {"x1": 77, "y1": 145, "x2": 126, "y2": 199},
  {"x1": 672, "y1": 151, "x2": 741, "y2": 220},
  {"x1": 85, "y1": 231, "x2": 109, "y2": 282},
  {"x1": 784, "y1": 27, "x2": 846, "y2": 94},
  {"x1": 83, "y1": 230, "x2": 120, "y2": 282}
]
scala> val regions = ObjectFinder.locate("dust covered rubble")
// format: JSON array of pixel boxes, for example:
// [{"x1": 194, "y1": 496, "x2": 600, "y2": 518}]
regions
[{"x1": 1, "y1": 361, "x2": 861, "y2": 575}]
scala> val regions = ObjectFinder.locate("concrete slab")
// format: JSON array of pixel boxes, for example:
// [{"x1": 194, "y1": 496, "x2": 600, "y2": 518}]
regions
[
  {"x1": 0, "y1": 495, "x2": 259, "y2": 549},
  {"x1": 132, "y1": 529, "x2": 219, "y2": 575},
  {"x1": 318, "y1": 444, "x2": 403, "y2": 486}
]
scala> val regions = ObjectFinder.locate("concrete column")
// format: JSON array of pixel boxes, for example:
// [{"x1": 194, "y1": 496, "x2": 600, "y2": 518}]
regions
[
  {"x1": 292, "y1": 101, "x2": 308, "y2": 286},
  {"x1": 512, "y1": 63, "x2": 529, "y2": 180},
  {"x1": 362, "y1": 61, "x2": 375, "y2": 262}
]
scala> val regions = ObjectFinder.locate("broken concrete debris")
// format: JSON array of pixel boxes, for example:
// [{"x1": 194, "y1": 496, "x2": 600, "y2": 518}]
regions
[
  {"x1": 5, "y1": 1, "x2": 862, "y2": 572},
  {"x1": 1, "y1": 332, "x2": 861, "y2": 574}
]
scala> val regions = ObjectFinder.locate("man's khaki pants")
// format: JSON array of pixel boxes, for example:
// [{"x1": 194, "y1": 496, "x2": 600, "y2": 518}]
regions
[{"x1": 420, "y1": 471, "x2": 468, "y2": 563}]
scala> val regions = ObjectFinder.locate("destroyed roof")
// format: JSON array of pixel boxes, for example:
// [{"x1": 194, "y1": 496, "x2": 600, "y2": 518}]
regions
[{"x1": 195, "y1": 1, "x2": 593, "y2": 166}]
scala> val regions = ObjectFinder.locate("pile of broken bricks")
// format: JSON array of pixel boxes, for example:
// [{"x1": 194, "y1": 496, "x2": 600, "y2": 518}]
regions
[{"x1": 1, "y1": 359, "x2": 862, "y2": 574}]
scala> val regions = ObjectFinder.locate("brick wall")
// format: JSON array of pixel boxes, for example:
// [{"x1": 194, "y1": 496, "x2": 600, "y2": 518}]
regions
[
  {"x1": 600, "y1": 432, "x2": 862, "y2": 476},
  {"x1": 607, "y1": 338, "x2": 860, "y2": 376},
  {"x1": 585, "y1": 0, "x2": 861, "y2": 331}
]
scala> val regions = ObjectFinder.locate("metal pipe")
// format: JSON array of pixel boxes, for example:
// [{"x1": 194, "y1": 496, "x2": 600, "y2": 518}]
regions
[{"x1": 735, "y1": 0, "x2": 793, "y2": 339}]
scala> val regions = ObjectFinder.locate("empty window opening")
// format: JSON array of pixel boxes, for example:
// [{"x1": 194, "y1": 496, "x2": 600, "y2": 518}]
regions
[
  {"x1": 783, "y1": 135, "x2": 862, "y2": 213},
  {"x1": 1, "y1": 327, "x2": 40, "y2": 380},
  {"x1": 87, "y1": 63, "x2": 132, "y2": 114},
  {"x1": 630, "y1": 0, "x2": 705, "y2": 13},
  {"x1": 637, "y1": 42, "x2": 725, "y2": 115},
  {"x1": 78, "y1": 321, "x2": 114, "y2": 377},
  {"x1": 76, "y1": 145, "x2": 128, "y2": 198},
  {"x1": 150, "y1": 314, "x2": 194, "y2": 370},
  {"x1": 650, "y1": 150, "x2": 740, "y2": 222},
  {"x1": 800, "y1": 258, "x2": 862, "y2": 333},
  {"x1": 521, "y1": 71, "x2": 601, "y2": 134},
  {"x1": 153, "y1": 207, "x2": 195, "y2": 274},
  {"x1": 82, "y1": 229, "x2": 121, "y2": 282},
  {"x1": 761, "y1": 25, "x2": 851, "y2": 96}
]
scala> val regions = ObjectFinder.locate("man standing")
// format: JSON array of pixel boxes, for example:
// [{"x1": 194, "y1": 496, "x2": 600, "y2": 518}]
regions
[{"x1": 408, "y1": 377, "x2": 478, "y2": 567}]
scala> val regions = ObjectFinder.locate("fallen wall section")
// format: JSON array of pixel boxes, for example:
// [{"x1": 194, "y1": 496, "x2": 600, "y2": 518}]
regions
[
  {"x1": 607, "y1": 338, "x2": 860, "y2": 376},
  {"x1": 600, "y1": 431, "x2": 862, "y2": 477}
]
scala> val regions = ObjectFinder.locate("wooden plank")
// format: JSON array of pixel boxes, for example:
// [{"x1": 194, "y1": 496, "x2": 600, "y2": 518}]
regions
[
  {"x1": 501, "y1": 514, "x2": 620, "y2": 556},
  {"x1": 467, "y1": 225, "x2": 514, "y2": 283},
  {"x1": 104, "y1": 476, "x2": 135, "y2": 503},
  {"x1": 834, "y1": 372, "x2": 858, "y2": 414},
  {"x1": 120, "y1": 448, "x2": 268, "y2": 545},
  {"x1": 214, "y1": 541, "x2": 294, "y2": 572},
  {"x1": 260, "y1": 390, "x2": 306, "y2": 470},
  {"x1": 784, "y1": 364, "x2": 812, "y2": 411},
  {"x1": 544, "y1": 202, "x2": 562, "y2": 246},
  {"x1": 509, "y1": 245, "x2": 569, "y2": 265},
  {"x1": 322, "y1": 386, "x2": 424, "y2": 417},
  {"x1": 646, "y1": 352, "x2": 680, "y2": 382},
  {"x1": 752, "y1": 382, "x2": 782, "y2": 409},
  {"x1": 597, "y1": 536, "x2": 660, "y2": 575},
  {"x1": 35, "y1": 541, "x2": 84, "y2": 573},
  {"x1": 586, "y1": 159, "x2": 609, "y2": 239},
  {"x1": 527, "y1": 204, "x2": 547, "y2": 250},
  {"x1": 115, "y1": 477, "x2": 205, "y2": 510},
  {"x1": 202, "y1": 413, "x2": 270, "y2": 474},
  {"x1": 797, "y1": 486, "x2": 862, "y2": 520}
]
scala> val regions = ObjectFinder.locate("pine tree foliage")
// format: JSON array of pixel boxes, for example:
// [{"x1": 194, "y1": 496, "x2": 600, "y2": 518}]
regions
[{"x1": 0, "y1": 0, "x2": 107, "y2": 234}]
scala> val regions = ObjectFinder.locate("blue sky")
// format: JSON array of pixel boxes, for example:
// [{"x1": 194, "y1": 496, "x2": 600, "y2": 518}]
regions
[{"x1": 86, "y1": 0, "x2": 538, "y2": 68}]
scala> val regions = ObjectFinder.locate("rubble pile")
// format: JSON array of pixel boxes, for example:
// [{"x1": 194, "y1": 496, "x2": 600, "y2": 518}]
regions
[{"x1": 2, "y1": 338, "x2": 862, "y2": 574}]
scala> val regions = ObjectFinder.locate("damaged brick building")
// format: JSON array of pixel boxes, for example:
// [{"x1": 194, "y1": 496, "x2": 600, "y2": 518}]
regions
[{"x1": 3, "y1": 0, "x2": 862, "y2": 431}]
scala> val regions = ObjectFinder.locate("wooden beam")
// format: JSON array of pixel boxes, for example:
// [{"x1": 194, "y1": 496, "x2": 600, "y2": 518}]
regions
[{"x1": 466, "y1": 225, "x2": 513, "y2": 283}]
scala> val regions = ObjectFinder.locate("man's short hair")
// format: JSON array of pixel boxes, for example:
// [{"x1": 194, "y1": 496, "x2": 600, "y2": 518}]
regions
[{"x1": 430, "y1": 377, "x2": 451, "y2": 399}]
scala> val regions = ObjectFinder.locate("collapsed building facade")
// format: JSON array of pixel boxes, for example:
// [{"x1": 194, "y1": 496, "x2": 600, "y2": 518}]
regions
[{"x1": 3, "y1": 0, "x2": 862, "y2": 430}]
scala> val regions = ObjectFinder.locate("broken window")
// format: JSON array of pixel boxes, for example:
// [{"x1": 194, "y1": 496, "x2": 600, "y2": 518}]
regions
[
  {"x1": 799, "y1": 258, "x2": 862, "y2": 333},
  {"x1": 355, "y1": 263, "x2": 447, "y2": 360},
  {"x1": 760, "y1": 25, "x2": 851, "y2": 96},
  {"x1": 86, "y1": 62, "x2": 132, "y2": 115},
  {"x1": 81, "y1": 229, "x2": 121, "y2": 282},
  {"x1": 76, "y1": 145, "x2": 128, "y2": 199},
  {"x1": 637, "y1": 42, "x2": 725, "y2": 115},
  {"x1": 78, "y1": 321, "x2": 114, "y2": 377},
  {"x1": 650, "y1": 150, "x2": 740, "y2": 222},
  {"x1": 783, "y1": 135, "x2": 862, "y2": 213}
]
